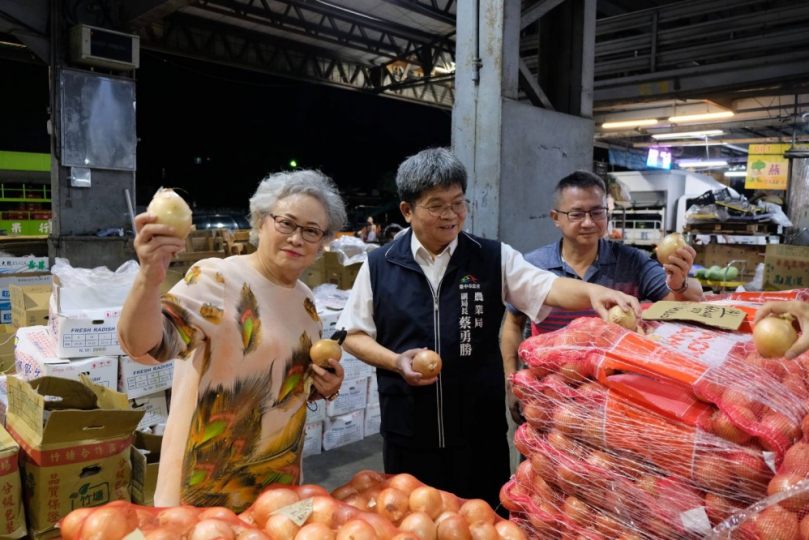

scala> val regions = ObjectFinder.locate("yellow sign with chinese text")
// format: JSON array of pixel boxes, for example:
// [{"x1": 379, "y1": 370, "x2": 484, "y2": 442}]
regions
[{"x1": 746, "y1": 144, "x2": 790, "y2": 189}]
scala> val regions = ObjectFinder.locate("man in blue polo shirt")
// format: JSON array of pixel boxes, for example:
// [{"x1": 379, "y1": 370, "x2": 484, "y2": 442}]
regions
[{"x1": 501, "y1": 171, "x2": 703, "y2": 423}]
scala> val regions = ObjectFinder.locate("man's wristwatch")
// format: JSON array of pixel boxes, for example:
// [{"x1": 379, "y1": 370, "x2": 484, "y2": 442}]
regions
[
  {"x1": 669, "y1": 279, "x2": 690, "y2": 294},
  {"x1": 324, "y1": 390, "x2": 340, "y2": 402}
]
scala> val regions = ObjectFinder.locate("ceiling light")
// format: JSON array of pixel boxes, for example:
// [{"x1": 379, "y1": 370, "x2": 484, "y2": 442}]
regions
[
  {"x1": 651, "y1": 130, "x2": 724, "y2": 140},
  {"x1": 601, "y1": 119, "x2": 659, "y2": 129},
  {"x1": 668, "y1": 111, "x2": 734, "y2": 123},
  {"x1": 677, "y1": 159, "x2": 728, "y2": 168},
  {"x1": 724, "y1": 171, "x2": 748, "y2": 177}
]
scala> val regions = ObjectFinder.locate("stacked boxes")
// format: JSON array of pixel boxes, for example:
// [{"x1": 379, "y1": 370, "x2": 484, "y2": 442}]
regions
[{"x1": 0, "y1": 266, "x2": 51, "y2": 326}]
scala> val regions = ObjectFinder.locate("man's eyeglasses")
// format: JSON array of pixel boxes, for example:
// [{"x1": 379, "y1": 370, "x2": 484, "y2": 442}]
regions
[
  {"x1": 555, "y1": 208, "x2": 608, "y2": 222},
  {"x1": 416, "y1": 199, "x2": 470, "y2": 218},
  {"x1": 269, "y1": 214, "x2": 326, "y2": 243}
]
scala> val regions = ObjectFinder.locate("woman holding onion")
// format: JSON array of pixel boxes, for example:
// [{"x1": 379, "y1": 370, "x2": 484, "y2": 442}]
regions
[{"x1": 118, "y1": 171, "x2": 347, "y2": 511}]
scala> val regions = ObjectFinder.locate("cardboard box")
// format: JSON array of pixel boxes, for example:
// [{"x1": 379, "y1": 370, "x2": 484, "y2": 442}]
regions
[
  {"x1": 367, "y1": 375, "x2": 379, "y2": 407},
  {"x1": 131, "y1": 431, "x2": 162, "y2": 506},
  {"x1": 0, "y1": 424, "x2": 25, "y2": 538},
  {"x1": 6, "y1": 376, "x2": 144, "y2": 539},
  {"x1": 0, "y1": 257, "x2": 49, "y2": 274},
  {"x1": 326, "y1": 377, "x2": 368, "y2": 417},
  {"x1": 0, "y1": 273, "x2": 51, "y2": 325},
  {"x1": 342, "y1": 355, "x2": 373, "y2": 381},
  {"x1": 303, "y1": 422, "x2": 323, "y2": 457},
  {"x1": 324, "y1": 252, "x2": 361, "y2": 290},
  {"x1": 48, "y1": 295, "x2": 123, "y2": 358},
  {"x1": 319, "y1": 309, "x2": 341, "y2": 339},
  {"x1": 129, "y1": 391, "x2": 169, "y2": 431},
  {"x1": 0, "y1": 323, "x2": 16, "y2": 359},
  {"x1": 763, "y1": 244, "x2": 809, "y2": 290},
  {"x1": 322, "y1": 410, "x2": 364, "y2": 451},
  {"x1": 9, "y1": 284, "x2": 51, "y2": 329},
  {"x1": 15, "y1": 326, "x2": 118, "y2": 388},
  {"x1": 306, "y1": 400, "x2": 326, "y2": 424},
  {"x1": 118, "y1": 356, "x2": 174, "y2": 400},
  {"x1": 364, "y1": 403, "x2": 381, "y2": 437}
]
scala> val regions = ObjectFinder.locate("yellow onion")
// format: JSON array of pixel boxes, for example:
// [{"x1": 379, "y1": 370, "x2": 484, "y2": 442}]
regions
[
  {"x1": 754, "y1": 315, "x2": 798, "y2": 358},
  {"x1": 607, "y1": 305, "x2": 637, "y2": 331},
  {"x1": 147, "y1": 187, "x2": 193, "y2": 239},
  {"x1": 656, "y1": 233, "x2": 685, "y2": 265}
]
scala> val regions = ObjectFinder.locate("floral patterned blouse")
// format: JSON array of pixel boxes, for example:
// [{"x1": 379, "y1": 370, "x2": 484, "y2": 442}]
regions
[{"x1": 142, "y1": 256, "x2": 322, "y2": 511}]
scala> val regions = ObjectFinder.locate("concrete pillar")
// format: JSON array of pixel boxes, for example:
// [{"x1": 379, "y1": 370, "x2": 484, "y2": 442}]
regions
[
  {"x1": 452, "y1": 0, "x2": 596, "y2": 253},
  {"x1": 787, "y1": 159, "x2": 809, "y2": 234},
  {"x1": 47, "y1": 0, "x2": 137, "y2": 270}
]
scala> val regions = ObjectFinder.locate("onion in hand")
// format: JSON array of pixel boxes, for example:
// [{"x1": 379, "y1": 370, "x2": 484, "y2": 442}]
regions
[
  {"x1": 656, "y1": 233, "x2": 685, "y2": 265},
  {"x1": 754, "y1": 315, "x2": 798, "y2": 358},
  {"x1": 147, "y1": 188, "x2": 193, "y2": 239},
  {"x1": 413, "y1": 350, "x2": 442, "y2": 378},
  {"x1": 310, "y1": 339, "x2": 343, "y2": 367},
  {"x1": 607, "y1": 304, "x2": 637, "y2": 331}
]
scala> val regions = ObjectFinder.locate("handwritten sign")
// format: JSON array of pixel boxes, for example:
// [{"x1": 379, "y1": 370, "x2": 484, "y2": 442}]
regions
[
  {"x1": 642, "y1": 302, "x2": 746, "y2": 331},
  {"x1": 272, "y1": 498, "x2": 314, "y2": 526}
]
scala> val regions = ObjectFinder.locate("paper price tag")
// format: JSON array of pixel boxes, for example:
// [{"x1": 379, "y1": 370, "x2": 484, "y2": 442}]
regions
[
  {"x1": 123, "y1": 530, "x2": 148, "y2": 540},
  {"x1": 272, "y1": 498, "x2": 314, "y2": 526},
  {"x1": 680, "y1": 506, "x2": 712, "y2": 535},
  {"x1": 643, "y1": 302, "x2": 746, "y2": 331}
]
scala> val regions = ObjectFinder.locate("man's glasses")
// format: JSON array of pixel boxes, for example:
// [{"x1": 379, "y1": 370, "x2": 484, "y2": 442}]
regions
[
  {"x1": 416, "y1": 199, "x2": 470, "y2": 218},
  {"x1": 554, "y1": 208, "x2": 608, "y2": 222},
  {"x1": 269, "y1": 214, "x2": 326, "y2": 243}
]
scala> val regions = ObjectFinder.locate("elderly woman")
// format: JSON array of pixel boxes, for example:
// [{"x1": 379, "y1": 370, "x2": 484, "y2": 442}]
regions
[
  {"x1": 118, "y1": 170, "x2": 347, "y2": 511},
  {"x1": 338, "y1": 148, "x2": 640, "y2": 512}
]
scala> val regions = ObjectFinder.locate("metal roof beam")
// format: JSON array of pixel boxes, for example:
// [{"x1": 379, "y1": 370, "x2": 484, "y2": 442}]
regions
[
  {"x1": 121, "y1": 0, "x2": 196, "y2": 29},
  {"x1": 379, "y1": 0, "x2": 456, "y2": 26}
]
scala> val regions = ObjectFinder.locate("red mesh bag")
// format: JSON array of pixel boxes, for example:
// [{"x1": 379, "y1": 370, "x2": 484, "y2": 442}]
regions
[
  {"x1": 518, "y1": 317, "x2": 809, "y2": 459},
  {"x1": 707, "y1": 289, "x2": 809, "y2": 306}
]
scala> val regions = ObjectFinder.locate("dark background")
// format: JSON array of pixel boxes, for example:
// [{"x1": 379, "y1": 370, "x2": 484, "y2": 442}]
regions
[{"x1": 0, "y1": 52, "x2": 452, "y2": 220}]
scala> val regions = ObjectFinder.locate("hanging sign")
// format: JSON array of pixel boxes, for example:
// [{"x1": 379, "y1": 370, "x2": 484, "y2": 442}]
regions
[{"x1": 745, "y1": 144, "x2": 790, "y2": 190}]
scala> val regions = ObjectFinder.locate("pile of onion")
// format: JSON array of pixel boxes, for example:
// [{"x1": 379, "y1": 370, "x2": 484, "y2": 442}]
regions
[
  {"x1": 753, "y1": 314, "x2": 798, "y2": 358},
  {"x1": 147, "y1": 187, "x2": 193, "y2": 239}
]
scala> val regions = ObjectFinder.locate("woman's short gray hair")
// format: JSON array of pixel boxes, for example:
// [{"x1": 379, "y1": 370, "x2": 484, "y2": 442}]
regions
[
  {"x1": 396, "y1": 147, "x2": 467, "y2": 203},
  {"x1": 248, "y1": 170, "x2": 347, "y2": 245}
]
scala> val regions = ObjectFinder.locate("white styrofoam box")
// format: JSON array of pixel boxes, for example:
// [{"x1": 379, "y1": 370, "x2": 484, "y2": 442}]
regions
[
  {"x1": 366, "y1": 375, "x2": 379, "y2": 406},
  {"x1": 364, "y1": 403, "x2": 381, "y2": 437},
  {"x1": 318, "y1": 309, "x2": 341, "y2": 339},
  {"x1": 303, "y1": 422, "x2": 323, "y2": 457},
  {"x1": 326, "y1": 377, "x2": 368, "y2": 417},
  {"x1": 15, "y1": 326, "x2": 119, "y2": 387},
  {"x1": 322, "y1": 410, "x2": 364, "y2": 451},
  {"x1": 118, "y1": 355, "x2": 174, "y2": 400},
  {"x1": 130, "y1": 391, "x2": 169, "y2": 431},
  {"x1": 306, "y1": 400, "x2": 326, "y2": 424},
  {"x1": 48, "y1": 295, "x2": 124, "y2": 358},
  {"x1": 341, "y1": 354, "x2": 373, "y2": 381}
]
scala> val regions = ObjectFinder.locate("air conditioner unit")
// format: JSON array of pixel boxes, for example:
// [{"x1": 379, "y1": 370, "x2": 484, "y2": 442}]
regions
[{"x1": 69, "y1": 24, "x2": 140, "y2": 71}]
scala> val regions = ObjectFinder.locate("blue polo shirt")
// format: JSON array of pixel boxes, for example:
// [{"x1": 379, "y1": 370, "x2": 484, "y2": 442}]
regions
[{"x1": 508, "y1": 238, "x2": 670, "y2": 334}]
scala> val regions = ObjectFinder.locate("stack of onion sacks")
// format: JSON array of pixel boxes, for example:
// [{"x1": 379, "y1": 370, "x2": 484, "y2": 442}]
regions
[{"x1": 330, "y1": 471, "x2": 528, "y2": 540}]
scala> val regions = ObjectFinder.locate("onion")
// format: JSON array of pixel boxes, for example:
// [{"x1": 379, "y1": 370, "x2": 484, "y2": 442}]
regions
[
  {"x1": 391, "y1": 535, "x2": 420, "y2": 540},
  {"x1": 376, "y1": 488, "x2": 409, "y2": 525},
  {"x1": 351, "y1": 471, "x2": 385, "y2": 493},
  {"x1": 754, "y1": 315, "x2": 798, "y2": 358},
  {"x1": 607, "y1": 305, "x2": 637, "y2": 331},
  {"x1": 409, "y1": 486, "x2": 443, "y2": 520},
  {"x1": 310, "y1": 496, "x2": 340, "y2": 528},
  {"x1": 562, "y1": 497, "x2": 591, "y2": 528},
  {"x1": 436, "y1": 515, "x2": 472, "y2": 540},
  {"x1": 148, "y1": 187, "x2": 193, "y2": 239},
  {"x1": 336, "y1": 519, "x2": 378, "y2": 540},
  {"x1": 400, "y1": 512, "x2": 437, "y2": 540},
  {"x1": 79, "y1": 508, "x2": 135, "y2": 540},
  {"x1": 60, "y1": 508, "x2": 94, "y2": 540},
  {"x1": 440, "y1": 492, "x2": 461, "y2": 513},
  {"x1": 299, "y1": 485, "x2": 331, "y2": 499},
  {"x1": 358, "y1": 514, "x2": 395, "y2": 540},
  {"x1": 311, "y1": 339, "x2": 343, "y2": 367},
  {"x1": 494, "y1": 521, "x2": 528, "y2": 540},
  {"x1": 332, "y1": 485, "x2": 359, "y2": 501},
  {"x1": 435, "y1": 512, "x2": 460, "y2": 526},
  {"x1": 459, "y1": 500, "x2": 495, "y2": 526},
  {"x1": 265, "y1": 514, "x2": 301, "y2": 539},
  {"x1": 334, "y1": 504, "x2": 361, "y2": 528},
  {"x1": 136, "y1": 508, "x2": 159, "y2": 532},
  {"x1": 190, "y1": 519, "x2": 236, "y2": 540},
  {"x1": 254, "y1": 488, "x2": 301, "y2": 528},
  {"x1": 468, "y1": 521, "x2": 498, "y2": 540},
  {"x1": 159, "y1": 506, "x2": 201, "y2": 532},
  {"x1": 199, "y1": 507, "x2": 239, "y2": 522},
  {"x1": 343, "y1": 494, "x2": 371, "y2": 512},
  {"x1": 413, "y1": 350, "x2": 442, "y2": 378},
  {"x1": 146, "y1": 529, "x2": 183, "y2": 540},
  {"x1": 233, "y1": 525, "x2": 273, "y2": 540},
  {"x1": 387, "y1": 474, "x2": 421, "y2": 497},
  {"x1": 656, "y1": 232, "x2": 685, "y2": 265},
  {"x1": 295, "y1": 523, "x2": 336, "y2": 540}
]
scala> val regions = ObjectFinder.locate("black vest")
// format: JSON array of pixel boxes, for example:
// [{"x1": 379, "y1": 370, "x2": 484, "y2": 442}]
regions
[{"x1": 368, "y1": 229, "x2": 507, "y2": 448}]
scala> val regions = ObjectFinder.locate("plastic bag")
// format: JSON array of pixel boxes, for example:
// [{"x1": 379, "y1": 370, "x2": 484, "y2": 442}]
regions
[
  {"x1": 686, "y1": 204, "x2": 730, "y2": 223},
  {"x1": 758, "y1": 200, "x2": 793, "y2": 227},
  {"x1": 51, "y1": 257, "x2": 140, "y2": 288},
  {"x1": 327, "y1": 236, "x2": 378, "y2": 266},
  {"x1": 312, "y1": 283, "x2": 350, "y2": 311}
]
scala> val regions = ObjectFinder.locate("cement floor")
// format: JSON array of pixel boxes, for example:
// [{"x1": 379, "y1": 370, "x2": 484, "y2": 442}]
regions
[{"x1": 303, "y1": 434, "x2": 384, "y2": 492}]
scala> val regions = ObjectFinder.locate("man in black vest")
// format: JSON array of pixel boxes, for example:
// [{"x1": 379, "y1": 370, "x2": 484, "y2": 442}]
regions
[{"x1": 338, "y1": 148, "x2": 640, "y2": 511}]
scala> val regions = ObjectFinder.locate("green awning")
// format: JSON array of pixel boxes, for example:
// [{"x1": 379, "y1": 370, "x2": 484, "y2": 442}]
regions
[{"x1": 0, "y1": 151, "x2": 51, "y2": 172}]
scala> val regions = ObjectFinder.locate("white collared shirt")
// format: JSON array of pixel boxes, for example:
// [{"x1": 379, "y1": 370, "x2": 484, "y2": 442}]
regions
[{"x1": 336, "y1": 229, "x2": 557, "y2": 339}]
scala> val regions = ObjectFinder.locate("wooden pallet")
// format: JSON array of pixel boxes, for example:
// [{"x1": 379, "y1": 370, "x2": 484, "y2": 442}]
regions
[{"x1": 684, "y1": 221, "x2": 780, "y2": 235}]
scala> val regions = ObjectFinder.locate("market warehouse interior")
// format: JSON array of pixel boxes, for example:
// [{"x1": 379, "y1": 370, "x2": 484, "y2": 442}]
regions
[{"x1": 1, "y1": 0, "x2": 809, "y2": 538}]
